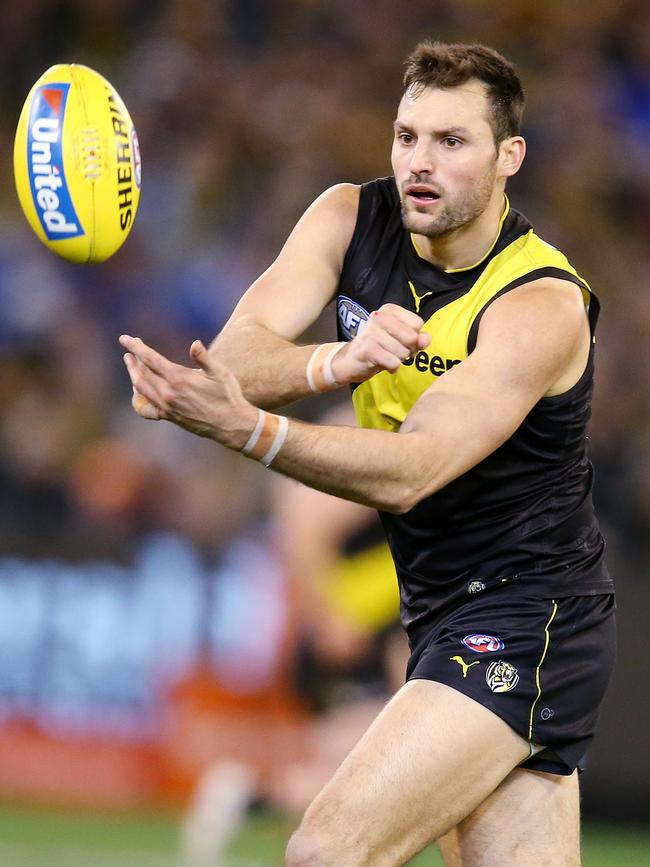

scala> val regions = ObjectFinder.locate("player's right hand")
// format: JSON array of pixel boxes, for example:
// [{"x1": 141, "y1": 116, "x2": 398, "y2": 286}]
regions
[{"x1": 332, "y1": 303, "x2": 431, "y2": 383}]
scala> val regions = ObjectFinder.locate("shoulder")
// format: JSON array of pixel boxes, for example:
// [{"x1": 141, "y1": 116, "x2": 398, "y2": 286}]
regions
[
  {"x1": 323, "y1": 177, "x2": 400, "y2": 215},
  {"x1": 481, "y1": 276, "x2": 588, "y2": 342},
  {"x1": 478, "y1": 208, "x2": 594, "y2": 336},
  {"x1": 518, "y1": 228, "x2": 589, "y2": 287},
  {"x1": 301, "y1": 183, "x2": 361, "y2": 251},
  {"x1": 476, "y1": 277, "x2": 590, "y2": 395},
  {"x1": 311, "y1": 182, "x2": 361, "y2": 220},
  {"x1": 311, "y1": 179, "x2": 399, "y2": 219},
  {"x1": 496, "y1": 205, "x2": 586, "y2": 282},
  {"x1": 274, "y1": 183, "x2": 362, "y2": 272},
  {"x1": 308, "y1": 179, "x2": 402, "y2": 268}
]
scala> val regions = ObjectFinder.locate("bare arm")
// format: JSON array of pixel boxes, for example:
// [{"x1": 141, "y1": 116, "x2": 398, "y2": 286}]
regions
[
  {"x1": 120, "y1": 278, "x2": 590, "y2": 511},
  {"x1": 208, "y1": 183, "x2": 430, "y2": 408},
  {"x1": 210, "y1": 184, "x2": 356, "y2": 408},
  {"x1": 265, "y1": 279, "x2": 591, "y2": 510}
]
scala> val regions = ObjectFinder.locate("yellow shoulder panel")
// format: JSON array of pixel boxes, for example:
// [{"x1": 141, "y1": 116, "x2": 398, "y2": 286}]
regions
[{"x1": 352, "y1": 230, "x2": 589, "y2": 431}]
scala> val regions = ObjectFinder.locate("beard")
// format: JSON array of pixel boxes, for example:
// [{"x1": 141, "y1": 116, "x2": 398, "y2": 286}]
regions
[{"x1": 400, "y1": 166, "x2": 497, "y2": 238}]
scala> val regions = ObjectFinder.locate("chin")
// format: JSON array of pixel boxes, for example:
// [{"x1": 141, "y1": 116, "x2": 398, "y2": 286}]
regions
[
  {"x1": 401, "y1": 207, "x2": 424, "y2": 231},
  {"x1": 402, "y1": 211, "x2": 444, "y2": 237},
  {"x1": 400, "y1": 200, "x2": 439, "y2": 231}
]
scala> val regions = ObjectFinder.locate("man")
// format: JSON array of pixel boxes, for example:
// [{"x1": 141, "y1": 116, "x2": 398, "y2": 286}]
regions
[{"x1": 121, "y1": 41, "x2": 615, "y2": 866}]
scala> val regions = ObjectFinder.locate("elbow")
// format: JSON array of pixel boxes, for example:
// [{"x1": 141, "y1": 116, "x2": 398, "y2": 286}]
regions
[
  {"x1": 384, "y1": 497, "x2": 413, "y2": 515},
  {"x1": 210, "y1": 315, "x2": 247, "y2": 350},
  {"x1": 379, "y1": 440, "x2": 443, "y2": 514},
  {"x1": 382, "y1": 480, "x2": 435, "y2": 515}
]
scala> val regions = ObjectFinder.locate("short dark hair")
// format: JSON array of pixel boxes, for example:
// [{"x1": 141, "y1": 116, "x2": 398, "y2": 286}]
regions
[{"x1": 403, "y1": 41, "x2": 525, "y2": 146}]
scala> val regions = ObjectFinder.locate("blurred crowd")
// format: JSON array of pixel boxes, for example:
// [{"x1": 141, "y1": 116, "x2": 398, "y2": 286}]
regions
[{"x1": 0, "y1": 0, "x2": 648, "y2": 650}]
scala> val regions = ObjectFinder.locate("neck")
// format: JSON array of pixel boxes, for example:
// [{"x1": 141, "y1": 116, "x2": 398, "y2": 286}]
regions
[{"x1": 412, "y1": 190, "x2": 508, "y2": 272}]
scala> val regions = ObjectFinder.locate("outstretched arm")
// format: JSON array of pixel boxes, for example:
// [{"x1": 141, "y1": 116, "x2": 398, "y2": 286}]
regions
[{"x1": 120, "y1": 277, "x2": 590, "y2": 512}]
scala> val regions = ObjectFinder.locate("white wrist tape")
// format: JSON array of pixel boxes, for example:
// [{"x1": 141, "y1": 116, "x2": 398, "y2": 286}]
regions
[
  {"x1": 241, "y1": 409, "x2": 289, "y2": 468},
  {"x1": 306, "y1": 343, "x2": 345, "y2": 393},
  {"x1": 241, "y1": 408, "x2": 266, "y2": 455}
]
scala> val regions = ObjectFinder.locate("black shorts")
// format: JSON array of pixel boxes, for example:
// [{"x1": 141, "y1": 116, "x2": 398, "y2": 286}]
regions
[{"x1": 406, "y1": 588, "x2": 616, "y2": 775}]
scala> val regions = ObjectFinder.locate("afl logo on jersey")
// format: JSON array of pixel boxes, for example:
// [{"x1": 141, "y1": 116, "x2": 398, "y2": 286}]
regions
[
  {"x1": 462, "y1": 633, "x2": 505, "y2": 653},
  {"x1": 338, "y1": 296, "x2": 369, "y2": 341}
]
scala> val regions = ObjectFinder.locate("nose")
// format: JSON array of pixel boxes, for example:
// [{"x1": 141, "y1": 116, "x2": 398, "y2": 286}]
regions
[{"x1": 408, "y1": 138, "x2": 435, "y2": 177}]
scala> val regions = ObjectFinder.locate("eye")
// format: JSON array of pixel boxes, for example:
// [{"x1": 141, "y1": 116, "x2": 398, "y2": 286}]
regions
[
  {"x1": 443, "y1": 137, "x2": 462, "y2": 148},
  {"x1": 397, "y1": 132, "x2": 414, "y2": 145}
]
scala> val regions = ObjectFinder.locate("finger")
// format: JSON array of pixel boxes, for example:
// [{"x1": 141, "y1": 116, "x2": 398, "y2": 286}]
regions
[
  {"x1": 123, "y1": 352, "x2": 169, "y2": 411},
  {"x1": 417, "y1": 331, "x2": 432, "y2": 349},
  {"x1": 370, "y1": 314, "x2": 424, "y2": 353},
  {"x1": 132, "y1": 388, "x2": 161, "y2": 420},
  {"x1": 356, "y1": 337, "x2": 407, "y2": 372},
  {"x1": 376, "y1": 304, "x2": 425, "y2": 331},
  {"x1": 124, "y1": 351, "x2": 167, "y2": 396},
  {"x1": 369, "y1": 346, "x2": 406, "y2": 373},
  {"x1": 189, "y1": 339, "x2": 212, "y2": 373},
  {"x1": 366, "y1": 329, "x2": 415, "y2": 362},
  {"x1": 119, "y1": 334, "x2": 172, "y2": 378}
]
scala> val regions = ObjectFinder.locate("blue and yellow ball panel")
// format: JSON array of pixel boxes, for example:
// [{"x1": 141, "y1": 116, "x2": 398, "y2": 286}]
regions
[{"x1": 14, "y1": 64, "x2": 141, "y2": 264}]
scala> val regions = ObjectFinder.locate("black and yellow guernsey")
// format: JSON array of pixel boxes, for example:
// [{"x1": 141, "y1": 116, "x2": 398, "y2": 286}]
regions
[{"x1": 336, "y1": 177, "x2": 613, "y2": 640}]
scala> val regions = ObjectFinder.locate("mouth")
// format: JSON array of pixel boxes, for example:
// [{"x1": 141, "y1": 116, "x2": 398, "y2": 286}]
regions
[{"x1": 405, "y1": 185, "x2": 441, "y2": 206}]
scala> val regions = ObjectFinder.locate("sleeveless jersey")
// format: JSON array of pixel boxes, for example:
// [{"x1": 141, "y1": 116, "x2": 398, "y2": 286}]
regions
[{"x1": 336, "y1": 177, "x2": 613, "y2": 640}]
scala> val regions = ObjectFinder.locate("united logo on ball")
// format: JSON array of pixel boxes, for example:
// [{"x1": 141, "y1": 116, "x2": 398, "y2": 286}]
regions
[{"x1": 14, "y1": 64, "x2": 141, "y2": 263}]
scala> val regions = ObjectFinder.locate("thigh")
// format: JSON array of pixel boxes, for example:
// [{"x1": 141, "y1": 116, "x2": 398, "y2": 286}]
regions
[
  {"x1": 408, "y1": 591, "x2": 616, "y2": 775},
  {"x1": 293, "y1": 679, "x2": 530, "y2": 867},
  {"x1": 438, "y1": 767, "x2": 580, "y2": 867}
]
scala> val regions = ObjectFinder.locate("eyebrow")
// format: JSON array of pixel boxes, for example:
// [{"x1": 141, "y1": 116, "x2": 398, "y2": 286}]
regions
[{"x1": 393, "y1": 121, "x2": 471, "y2": 136}]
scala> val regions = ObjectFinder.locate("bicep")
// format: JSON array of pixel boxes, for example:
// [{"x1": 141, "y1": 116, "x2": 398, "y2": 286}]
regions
[
  {"x1": 400, "y1": 279, "x2": 589, "y2": 494},
  {"x1": 221, "y1": 183, "x2": 360, "y2": 341}
]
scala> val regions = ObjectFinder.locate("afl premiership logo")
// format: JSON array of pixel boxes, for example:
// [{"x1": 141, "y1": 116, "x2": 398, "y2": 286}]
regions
[
  {"x1": 462, "y1": 634, "x2": 505, "y2": 653},
  {"x1": 338, "y1": 296, "x2": 369, "y2": 341},
  {"x1": 486, "y1": 660, "x2": 519, "y2": 693}
]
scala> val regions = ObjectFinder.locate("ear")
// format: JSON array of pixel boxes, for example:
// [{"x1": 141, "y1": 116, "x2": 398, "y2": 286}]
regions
[{"x1": 498, "y1": 136, "x2": 526, "y2": 178}]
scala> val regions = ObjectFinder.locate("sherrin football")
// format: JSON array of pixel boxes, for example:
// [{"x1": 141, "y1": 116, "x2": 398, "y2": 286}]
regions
[{"x1": 14, "y1": 64, "x2": 141, "y2": 263}]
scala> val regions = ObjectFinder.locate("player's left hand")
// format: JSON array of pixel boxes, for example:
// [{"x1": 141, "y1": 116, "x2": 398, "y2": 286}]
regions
[{"x1": 119, "y1": 335, "x2": 257, "y2": 449}]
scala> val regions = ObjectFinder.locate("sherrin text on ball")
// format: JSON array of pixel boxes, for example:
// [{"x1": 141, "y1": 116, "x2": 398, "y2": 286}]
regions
[{"x1": 14, "y1": 64, "x2": 141, "y2": 263}]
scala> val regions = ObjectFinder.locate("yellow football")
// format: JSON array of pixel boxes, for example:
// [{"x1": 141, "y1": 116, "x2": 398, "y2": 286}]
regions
[{"x1": 14, "y1": 64, "x2": 141, "y2": 264}]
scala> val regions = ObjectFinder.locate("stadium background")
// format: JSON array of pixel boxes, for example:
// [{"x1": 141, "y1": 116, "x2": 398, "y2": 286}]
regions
[{"x1": 0, "y1": 0, "x2": 648, "y2": 863}]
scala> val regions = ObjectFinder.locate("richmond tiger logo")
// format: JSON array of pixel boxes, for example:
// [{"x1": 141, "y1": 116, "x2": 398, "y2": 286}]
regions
[{"x1": 486, "y1": 660, "x2": 519, "y2": 693}]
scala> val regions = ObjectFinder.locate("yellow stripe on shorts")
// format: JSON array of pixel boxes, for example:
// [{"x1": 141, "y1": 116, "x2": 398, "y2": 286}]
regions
[{"x1": 528, "y1": 599, "x2": 558, "y2": 741}]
